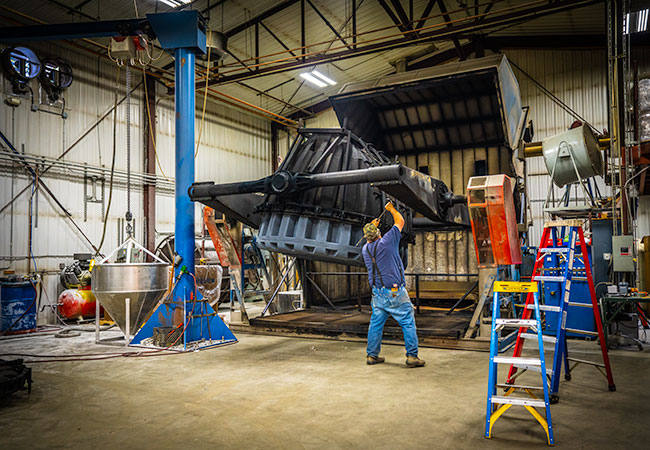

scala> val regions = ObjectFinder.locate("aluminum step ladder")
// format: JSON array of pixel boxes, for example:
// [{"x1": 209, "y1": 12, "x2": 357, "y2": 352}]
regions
[
  {"x1": 486, "y1": 281, "x2": 554, "y2": 446},
  {"x1": 506, "y1": 220, "x2": 615, "y2": 403}
]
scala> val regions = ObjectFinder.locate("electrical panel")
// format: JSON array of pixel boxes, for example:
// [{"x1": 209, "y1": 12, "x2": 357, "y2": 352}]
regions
[{"x1": 612, "y1": 235, "x2": 634, "y2": 272}]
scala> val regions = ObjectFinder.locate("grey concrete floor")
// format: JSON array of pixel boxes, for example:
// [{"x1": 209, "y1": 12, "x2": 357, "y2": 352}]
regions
[{"x1": 1, "y1": 329, "x2": 649, "y2": 449}]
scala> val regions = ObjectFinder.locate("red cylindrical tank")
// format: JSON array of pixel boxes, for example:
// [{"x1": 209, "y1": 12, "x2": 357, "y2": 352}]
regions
[{"x1": 58, "y1": 287, "x2": 100, "y2": 319}]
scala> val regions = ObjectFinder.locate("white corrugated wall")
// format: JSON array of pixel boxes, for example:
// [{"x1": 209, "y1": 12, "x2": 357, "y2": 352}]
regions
[{"x1": 0, "y1": 42, "x2": 271, "y2": 322}]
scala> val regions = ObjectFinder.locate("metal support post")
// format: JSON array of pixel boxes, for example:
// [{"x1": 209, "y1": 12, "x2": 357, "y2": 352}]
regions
[
  {"x1": 95, "y1": 297, "x2": 100, "y2": 343},
  {"x1": 415, "y1": 274, "x2": 420, "y2": 314},
  {"x1": 174, "y1": 47, "x2": 196, "y2": 313},
  {"x1": 125, "y1": 297, "x2": 130, "y2": 347},
  {"x1": 143, "y1": 73, "x2": 157, "y2": 260}
]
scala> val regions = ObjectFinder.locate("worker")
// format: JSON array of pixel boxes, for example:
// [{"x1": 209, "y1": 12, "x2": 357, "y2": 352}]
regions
[{"x1": 361, "y1": 201, "x2": 425, "y2": 368}]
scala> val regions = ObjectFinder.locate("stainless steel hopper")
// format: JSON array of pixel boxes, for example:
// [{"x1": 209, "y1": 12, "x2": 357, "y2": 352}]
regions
[{"x1": 92, "y1": 238, "x2": 170, "y2": 341}]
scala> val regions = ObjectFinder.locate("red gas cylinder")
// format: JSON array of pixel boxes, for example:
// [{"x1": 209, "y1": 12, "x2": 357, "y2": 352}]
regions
[{"x1": 58, "y1": 287, "x2": 100, "y2": 319}]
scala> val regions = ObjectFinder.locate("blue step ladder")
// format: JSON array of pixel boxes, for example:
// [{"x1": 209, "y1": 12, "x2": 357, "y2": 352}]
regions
[
  {"x1": 506, "y1": 220, "x2": 615, "y2": 403},
  {"x1": 485, "y1": 281, "x2": 554, "y2": 446}
]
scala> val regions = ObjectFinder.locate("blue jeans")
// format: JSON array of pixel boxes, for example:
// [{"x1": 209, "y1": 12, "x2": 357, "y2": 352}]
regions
[{"x1": 367, "y1": 286, "x2": 419, "y2": 357}]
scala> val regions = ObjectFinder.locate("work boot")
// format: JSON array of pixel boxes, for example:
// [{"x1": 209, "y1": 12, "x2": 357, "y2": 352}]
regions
[
  {"x1": 406, "y1": 356, "x2": 426, "y2": 368},
  {"x1": 367, "y1": 355, "x2": 385, "y2": 365}
]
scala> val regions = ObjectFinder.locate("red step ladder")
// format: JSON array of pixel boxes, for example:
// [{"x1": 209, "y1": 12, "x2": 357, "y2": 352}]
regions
[{"x1": 506, "y1": 220, "x2": 615, "y2": 403}]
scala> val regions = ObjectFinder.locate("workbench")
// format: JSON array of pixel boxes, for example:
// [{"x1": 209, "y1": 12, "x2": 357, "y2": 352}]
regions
[{"x1": 602, "y1": 295, "x2": 650, "y2": 349}]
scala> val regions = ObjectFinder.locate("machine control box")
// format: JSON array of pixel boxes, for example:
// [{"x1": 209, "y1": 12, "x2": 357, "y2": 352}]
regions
[
  {"x1": 467, "y1": 174, "x2": 522, "y2": 268},
  {"x1": 612, "y1": 235, "x2": 634, "y2": 272}
]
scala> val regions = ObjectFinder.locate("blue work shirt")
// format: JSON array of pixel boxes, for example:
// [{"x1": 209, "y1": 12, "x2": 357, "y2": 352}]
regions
[{"x1": 361, "y1": 226, "x2": 405, "y2": 289}]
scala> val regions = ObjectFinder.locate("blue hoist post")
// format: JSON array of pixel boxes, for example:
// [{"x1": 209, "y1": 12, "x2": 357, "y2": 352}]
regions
[{"x1": 132, "y1": 11, "x2": 236, "y2": 347}]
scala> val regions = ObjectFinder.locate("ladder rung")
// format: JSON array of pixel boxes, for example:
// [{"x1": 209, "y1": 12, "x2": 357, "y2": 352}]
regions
[
  {"x1": 540, "y1": 247, "x2": 569, "y2": 253},
  {"x1": 496, "y1": 383, "x2": 545, "y2": 391},
  {"x1": 568, "y1": 301, "x2": 594, "y2": 308},
  {"x1": 491, "y1": 395, "x2": 546, "y2": 407},
  {"x1": 521, "y1": 332, "x2": 557, "y2": 344},
  {"x1": 511, "y1": 362, "x2": 554, "y2": 375},
  {"x1": 565, "y1": 328, "x2": 599, "y2": 337},
  {"x1": 567, "y1": 357, "x2": 605, "y2": 368},
  {"x1": 495, "y1": 319, "x2": 537, "y2": 328},
  {"x1": 534, "y1": 275, "x2": 565, "y2": 282},
  {"x1": 494, "y1": 356, "x2": 541, "y2": 366},
  {"x1": 526, "y1": 304, "x2": 561, "y2": 313}
]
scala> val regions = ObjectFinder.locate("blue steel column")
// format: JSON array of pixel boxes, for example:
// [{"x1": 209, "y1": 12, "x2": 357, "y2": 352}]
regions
[{"x1": 174, "y1": 48, "x2": 195, "y2": 304}]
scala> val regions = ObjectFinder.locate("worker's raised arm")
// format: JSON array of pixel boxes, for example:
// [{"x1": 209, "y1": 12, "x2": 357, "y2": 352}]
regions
[{"x1": 385, "y1": 201, "x2": 404, "y2": 231}]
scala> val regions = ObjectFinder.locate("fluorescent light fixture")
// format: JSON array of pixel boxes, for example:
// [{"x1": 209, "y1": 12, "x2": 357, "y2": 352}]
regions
[
  {"x1": 158, "y1": 0, "x2": 192, "y2": 7},
  {"x1": 626, "y1": 9, "x2": 649, "y2": 34},
  {"x1": 299, "y1": 69, "x2": 337, "y2": 88},
  {"x1": 639, "y1": 9, "x2": 648, "y2": 32},
  {"x1": 311, "y1": 70, "x2": 337, "y2": 86},
  {"x1": 300, "y1": 72, "x2": 327, "y2": 88}
]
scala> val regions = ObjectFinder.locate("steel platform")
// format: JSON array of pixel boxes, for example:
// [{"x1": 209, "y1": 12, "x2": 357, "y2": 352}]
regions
[{"x1": 230, "y1": 307, "x2": 490, "y2": 351}]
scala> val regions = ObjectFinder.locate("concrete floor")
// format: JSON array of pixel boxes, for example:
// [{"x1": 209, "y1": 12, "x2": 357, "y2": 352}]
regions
[{"x1": 1, "y1": 329, "x2": 649, "y2": 449}]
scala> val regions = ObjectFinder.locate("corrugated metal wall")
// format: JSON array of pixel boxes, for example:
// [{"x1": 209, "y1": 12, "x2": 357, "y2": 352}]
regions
[{"x1": 0, "y1": 42, "x2": 272, "y2": 322}]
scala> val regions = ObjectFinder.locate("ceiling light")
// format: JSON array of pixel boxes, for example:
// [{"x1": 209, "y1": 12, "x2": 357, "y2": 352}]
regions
[
  {"x1": 311, "y1": 70, "x2": 337, "y2": 86},
  {"x1": 300, "y1": 72, "x2": 327, "y2": 88},
  {"x1": 640, "y1": 9, "x2": 648, "y2": 32},
  {"x1": 158, "y1": 0, "x2": 191, "y2": 7},
  {"x1": 626, "y1": 9, "x2": 649, "y2": 34}
]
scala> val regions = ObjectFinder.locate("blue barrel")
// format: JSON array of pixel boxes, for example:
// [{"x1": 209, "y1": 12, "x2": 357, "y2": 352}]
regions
[{"x1": 1, "y1": 280, "x2": 37, "y2": 334}]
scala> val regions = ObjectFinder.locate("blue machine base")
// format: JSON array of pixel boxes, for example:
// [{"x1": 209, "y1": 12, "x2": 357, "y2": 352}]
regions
[{"x1": 130, "y1": 298, "x2": 237, "y2": 350}]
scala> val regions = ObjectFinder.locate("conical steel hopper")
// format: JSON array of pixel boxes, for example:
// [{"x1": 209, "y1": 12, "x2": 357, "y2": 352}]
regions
[{"x1": 92, "y1": 238, "x2": 170, "y2": 338}]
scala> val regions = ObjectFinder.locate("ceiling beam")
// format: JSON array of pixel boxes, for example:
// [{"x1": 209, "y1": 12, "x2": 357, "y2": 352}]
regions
[
  {"x1": 260, "y1": 20, "x2": 298, "y2": 58},
  {"x1": 208, "y1": 0, "x2": 601, "y2": 86},
  {"x1": 390, "y1": 0, "x2": 417, "y2": 38},
  {"x1": 201, "y1": 0, "x2": 228, "y2": 16},
  {"x1": 377, "y1": 0, "x2": 415, "y2": 40},
  {"x1": 46, "y1": 0, "x2": 98, "y2": 21},
  {"x1": 306, "y1": 0, "x2": 353, "y2": 50},
  {"x1": 436, "y1": 0, "x2": 465, "y2": 60},
  {"x1": 477, "y1": 0, "x2": 497, "y2": 23},
  {"x1": 483, "y1": 33, "x2": 650, "y2": 49},
  {"x1": 415, "y1": 0, "x2": 437, "y2": 31},
  {"x1": 237, "y1": 81, "x2": 313, "y2": 116},
  {"x1": 225, "y1": 0, "x2": 300, "y2": 38},
  {"x1": 73, "y1": 0, "x2": 95, "y2": 12}
]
